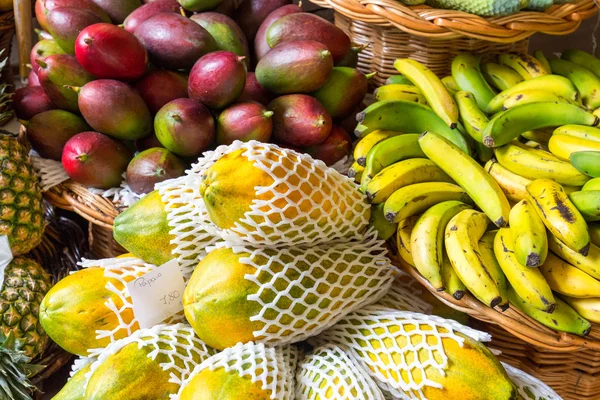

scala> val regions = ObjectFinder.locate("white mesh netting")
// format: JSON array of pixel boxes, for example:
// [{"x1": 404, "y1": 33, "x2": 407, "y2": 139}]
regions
[
  {"x1": 377, "y1": 272, "x2": 433, "y2": 314},
  {"x1": 502, "y1": 362, "x2": 562, "y2": 400},
  {"x1": 87, "y1": 173, "x2": 143, "y2": 208},
  {"x1": 310, "y1": 306, "x2": 491, "y2": 400},
  {"x1": 188, "y1": 140, "x2": 371, "y2": 247},
  {"x1": 87, "y1": 323, "x2": 217, "y2": 391},
  {"x1": 175, "y1": 342, "x2": 296, "y2": 400},
  {"x1": 296, "y1": 343, "x2": 386, "y2": 400},
  {"x1": 30, "y1": 155, "x2": 69, "y2": 191},
  {"x1": 207, "y1": 229, "x2": 393, "y2": 346},
  {"x1": 69, "y1": 356, "x2": 95, "y2": 378}
]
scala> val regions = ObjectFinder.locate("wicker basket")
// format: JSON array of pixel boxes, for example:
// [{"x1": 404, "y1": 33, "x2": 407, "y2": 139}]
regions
[{"x1": 309, "y1": 0, "x2": 598, "y2": 86}]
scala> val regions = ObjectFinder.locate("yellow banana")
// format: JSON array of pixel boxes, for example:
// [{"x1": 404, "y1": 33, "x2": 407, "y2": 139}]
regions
[
  {"x1": 369, "y1": 203, "x2": 398, "y2": 240},
  {"x1": 349, "y1": 162, "x2": 364, "y2": 183},
  {"x1": 540, "y1": 252, "x2": 600, "y2": 298},
  {"x1": 441, "y1": 75, "x2": 459, "y2": 95},
  {"x1": 451, "y1": 53, "x2": 496, "y2": 110},
  {"x1": 569, "y1": 190, "x2": 600, "y2": 222},
  {"x1": 481, "y1": 62, "x2": 524, "y2": 91},
  {"x1": 454, "y1": 91, "x2": 488, "y2": 142},
  {"x1": 445, "y1": 210, "x2": 506, "y2": 308},
  {"x1": 494, "y1": 228, "x2": 556, "y2": 312},
  {"x1": 484, "y1": 159, "x2": 531, "y2": 203},
  {"x1": 534, "y1": 50, "x2": 551, "y2": 73},
  {"x1": 583, "y1": 178, "x2": 600, "y2": 191},
  {"x1": 509, "y1": 199, "x2": 548, "y2": 267},
  {"x1": 549, "y1": 134, "x2": 600, "y2": 161},
  {"x1": 374, "y1": 84, "x2": 428, "y2": 104},
  {"x1": 410, "y1": 200, "x2": 473, "y2": 291},
  {"x1": 498, "y1": 53, "x2": 550, "y2": 80},
  {"x1": 549, "y1": 234, "x2": 600, "y2": 280},
  {"x1": 441, "y1": 251, "x2": 467, "y2": 300},
  {"x1": 554, "y1": 124, "x2": 600, "y2": 142},
  {"x1": 394, "y1": 58, "x2": 459, "y2": 128},
  {"x1": 562, "y1": 49, "x2": 600, "y2": 80},
  {"x1": 526, "y1": 179, "x2": 591, "y2": 256},
  {"x1": 511, "y1": 140, "x2": 560, "y2": 161},
  {"x1": 495, "y1": 143, "x2": 590, "y2": 186},
  {"x1": 395, "y1": 214, "x2": 420, "y2": 267},
  {"x1": 353, "y1": 130, "x2": 404, "y2": 166},
  {"x1": 561, "y1": 296, "x2": 600, "y2": 324},
  {"x1": 521, "y1": 129, "x2": 553, "y2": 144},
  {"x1": 366, "y1": 158, "x2": 453, "y2": 204},
  {"x1": 550, "y1": 58, "x2": 600, "y2": 110},
  {"x1": 502, "y1": 89, "x2": 577, "y2": 110},
  {"x1": 420, "y1": 132, "x2": 511, "y2": 227},
  {"x1": 479, "y1": 230, "x2": 509, "y2": 310},
  {"x1": 590, "y1": 223, "x2": 600, "y2": 247}
]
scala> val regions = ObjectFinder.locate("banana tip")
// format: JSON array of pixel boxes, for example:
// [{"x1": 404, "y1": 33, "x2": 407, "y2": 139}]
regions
[
  {"x1": 384, "y1": 212, "x2": 396, "y2": 222},
  {"x1": 356, "y1": 111, "x2": 366, "y2": 123},
  {"x1": 593, "y1": 116, "x2": 600, "y2": 127},
  {"x1": 546, "y1": 303, "x2": 557, "y2": 314},
  {"x1": 526, "y1": 253, "x2": 541, "y2": 267},
  {"x1": 579, "y1": 243, "x2": 591, "y2": 257},
  {"x1": 583, "y1": 326, "x2": 592, "y2": 337},
  {"x1": 490, "y1": 296, "x2": 503, "y2": 308},
  {"x1": 499, "y1": 303, "x2": 509, "y2": 312},
  {"x1": 494, "y1": 216, "x2": 507, "y2": 228},
  {"x1": 357, "y1": 157, "x2": 366, "y2": 166},
  {"x1": 483, "y1": 136, "x2": 495, "y2": 148},
  {"x1": 453, "y1": 290, "x2": 465, "y2": 300}
]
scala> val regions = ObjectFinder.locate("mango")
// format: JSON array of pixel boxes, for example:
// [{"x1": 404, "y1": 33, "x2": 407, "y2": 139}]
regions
[
  {"x1": 311, "y1": 67, "x2": 369, "y2": 119},
  {"x1": 303, "y1": 125, "x2": 351, "y2": 166},
  {"x1": 135, "y1": 13, "x2": 217, "y2": 70},
  {"x1": 37, "y1": 54, "x2": 94, "y2": 113},
  {"x1": 113, "y1": 190, "x2": 176, "y2": 265},
  {"x1": 123, "y1": 0, "x2": 180, "y2": 33},
  {"x1": 135, "y1": 69, "x2": 189, "y2": 115},
  {"x1": 335, "y1": 43, "x2": 367, "y2": 68},
  {"x1": 135, "y1": 131, "x2": 164, "y2": 151},
  {"x1": 256, "y1": 40, "x2": 333, "y2": 94},
  {"x1": 238, "y1": 72, "x2": 271, "y2": 105},
  {"x1": 191, "y1": 12, "x2": 249, "y2": 66},
  {"x1": 234, "y1": 0, "x2": 291, "y2": 41},
  {"x1": 28, "y1": 70, "x2": 41, "y2": 87},
  {"x1": 126, "y1": 148, "x2": 186, "y2": 195},
  {"x1": 179, "y1": 0, "x2": 222, "y2": 12},
  {"x1": 12, "y1": 86, "x2": 55, "y2": 120},
  {"x1": 266, "y1": 13, "x2": 350, "y2": 62},
  {"x1": 52, "y1": 364, "x2": 91, "y2": 400},
  {"x1": 179, "y1": 367, "x2": 272, "y2": 400},
  {"x1": 217, "y1": 101, "x2": 273, "y2": 145},
  {"x1": 46, "y1": 7, "x2": 105, "y2": 53},
  {"x1": 253, "y1": 3, "x2": 302, "y2": 61},
  {"x1": 89, "y1": 0, "x2": 142, "y2": 23},
  {"x1": 269, "y1": 94, "x2": 332, "y2": 146},
  {"x1": 29, "y1": 39, "x2": 66, "y2": 73},
  {"x1": 36, "y1": 0, "x2": 111, "y2": 33}
]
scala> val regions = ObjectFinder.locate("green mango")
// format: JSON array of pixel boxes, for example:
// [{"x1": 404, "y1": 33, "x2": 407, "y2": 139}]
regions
[
  {"x1": 311, "y1": 67, "x2": 369, "y2": 119},
  {"x1": 191, "y1": 13, "x2": 249, "y2": 66}
]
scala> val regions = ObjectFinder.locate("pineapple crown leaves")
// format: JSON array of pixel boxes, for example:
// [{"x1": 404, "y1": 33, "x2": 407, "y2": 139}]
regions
[{"x1": 0, "y1": 331, "x2": 43, "y2": 400}]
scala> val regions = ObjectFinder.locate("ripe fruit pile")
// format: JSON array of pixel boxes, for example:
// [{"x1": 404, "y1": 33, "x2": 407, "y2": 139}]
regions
[
  {"x1": 357, "y1": 50, "x2": 600, "y2": 336},
  {"x1": 17, "y1": 0, "x2": 367, "y2": 193}
]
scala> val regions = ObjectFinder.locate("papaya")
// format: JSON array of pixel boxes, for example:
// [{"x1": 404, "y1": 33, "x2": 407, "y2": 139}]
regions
[
  {"x1": 113, "y1": 190, "x2": 176, "y2": 266},
  {"x1": 179, "y1": 366, "x2": 272, "y2": 400},
  {"x1": 52, "y1": 364, "x2": 91, "y2": 400},
  {"x1": 311, "y1": 66, "x2": 369, "y2": 119},
  {"x1": 191, "y1": 12, "x2": 249, "y2": 67}
]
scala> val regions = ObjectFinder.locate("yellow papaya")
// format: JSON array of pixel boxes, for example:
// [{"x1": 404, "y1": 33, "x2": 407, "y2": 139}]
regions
[
  {"x1": 113, "y1": 190, "x2": 176, "y2": 266},
  {"x1": 51, "y1": 364, "x2": 91, "y2": 400},
  {"x1": 199, "y1": 144, "x2": 370, "y2": 245},
  {"x1": 179, "y1": 367, "x2": 272, "y2": 400}
]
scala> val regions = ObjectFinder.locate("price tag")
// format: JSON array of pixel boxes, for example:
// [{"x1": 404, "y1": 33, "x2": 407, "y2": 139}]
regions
[
  {"x1": 127, "y1": 259, "x2": 186, "y2": 329},
  {"x1": 0, "y1": 235, "x2": 12, "y2": 290}
]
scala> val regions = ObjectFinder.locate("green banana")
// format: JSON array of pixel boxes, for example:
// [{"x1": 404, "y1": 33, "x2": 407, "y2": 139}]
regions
[
  {"x1": 571, "y1": 151, "x2": 600, "y2": 178},
  {"x1": 385, "y1": 75, "x2": 414, "y2": 85},
  {"x1": 540, "y1": 252, "x2": 600, "y2": 298},
  {"x1": 590, "y1": 223, "x2": 600, "y2": 247},
  {"x1": 562, "y1": 296, "x2": 600, "y2": 324},
  {"x1": 360, "y1": 134, "x2": 425, "y2": 190},
  {"x1": 479, "y1": 230, "x2": 509, "y2": 306},
  {"x1": 394, "y1": 58, "x2": 459, "y2": 128},
  {"x1": 353, "y1": 129, "x2": 404, "y2": 166},
  {"x1": 384, "y1": 182, "x2": 473, "y2": 223},
  {"x1": 481, "y1": 62, "x2": 524, "y2": 91},
  {"x1": 355, "y1": 100, "x2": 470, "y2": 155},
  {"x1": 365, "y1": 158, "x2": 453, "y2": 204},
  {"x1": 495, "y1": 142, "x2": 590, "y2": 186},
  {"x1": 583, "y1": 178, "x2": 600, "y2": 191},
  {"x1": 369, "y1": 203, "x2": 398, "y2": 240},
  {"x1": 569, "y1": 190, "x2": 600, "y2": 221},
  {"x1": 410, "y1": 200, "x2": 473, "y2": 291},
  {"x1": 554, "y1": 124, "x2": 600, "y2": 142},
  {"x1": 420, "y1": 132, "x2": 511, "y2": 227},
  {"x1": 549, "y1": 58, "x2": 600, "y2": 109},
  {"x1": 527, "y1": 179, "x2": 591, "y2": 256},
  {"x1": 374, "y1": 84, "x2": 427, "y2": 104},
  {"x1": 521, "y1": 129, "x2": 553, "y2": 144},
  {"x1": 349, "y1": 161, "x2": 364, "y2": 183},
  {"x1": 445, "y1": 210, "x2": 506, "y2": 308},
  {"x1": 441, "y1": 251, "x2": 466, "y2": 300},
  {"x1": 534, "y1": 50, "x2": 551, "y2": 73},
  {"x1": 509, "y1": 287, "x2": 591, "y2": 336},
  {"x1": 549, "y1": 234, "x2": 600, "y2": 280},
  {"x1": 498, "y1": 53, "x2": 551, "y2": 80},
  {"x1": 562, "y1": 49, "x2": 600, "y2": 80},
  {"x1": 396, "y1": 214, "x2": 419, "y2": 267},
  {"x1": 482, "y1": 102, "x2": 599, "y2": 148},
  {"x1": 486, "y1": 75, "x2": 578, "y2": 114},
  {"x1": 502, "y1": 89, "x2": 577, "y2": 110},
  {"x1": 509, "y1": 199, "x2": 548, "y2": 267},
  {"x1": 476, "y1": 143, "x2": 494, "y2": 163},
  {"x1": 494, "y1": 228, "x2": 556, "y2": 313},
  {"x1": 441, "y1": 76, "x2": 459, "y2": 95},
  {"x1": 454, "y1": 91, "x2": 488, "y2": 142},
  {"x1": 485, "y1": 158, "x2": 532, "y2": 203},
  {"x1": 451, "y1": 53, "x2": 496, "y2": 110}
]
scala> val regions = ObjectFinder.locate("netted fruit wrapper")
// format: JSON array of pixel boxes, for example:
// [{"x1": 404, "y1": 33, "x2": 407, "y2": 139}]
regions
[
  {"x1": 296, "y1": 343, "x2": 386, "y2": 400},
  {"x1": 311, "y1": 305, "x2": 491, "y2": 399},
  {"x1": 502, "y1": 362, "x2": 561, "y2": 400},
  {"x1": 377, "y1": 271, "x2": 433, "y2": 314},
  {"x1": 186, "y1": 140, "x2": 371, "y2": 247},
  {"x1": 175, "y1": 342, "x2": 297, "y2": 400}
]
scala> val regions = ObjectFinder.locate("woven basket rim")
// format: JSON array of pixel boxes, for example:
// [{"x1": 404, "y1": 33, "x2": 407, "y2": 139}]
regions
[{"x1": 310, "y1": 0, "x2": 599, "y2": 43}]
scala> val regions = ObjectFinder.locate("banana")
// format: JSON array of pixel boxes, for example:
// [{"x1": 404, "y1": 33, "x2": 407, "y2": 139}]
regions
[
  {"x1": 494, "y1": 228, "x2": 556, "y2": 312},
  {"x1": 549, "y1": 234, "x2": 600, "y2": 280},
  {"x1": 495, "y1": 142, "x2": 591, "y2": 186},
  {"x1": 348, "y1": 161, "x2": 364, "y2": 183},
  {"x1": 561, "y1": 296, "x2": 600, "y2": 324},
  {"x1": 410, "y1": 200, "x2": 473, "y2": 291},
  {"x1": 571, "y1": 151, "x2": 600, "y2": 178},
  {"x1": 590, "y1": 223, "x2": 600, "y2": 247},
  {"x1": 360, "y1": 134, "x2": 425, "y2": 190},
  {"x1": 509, "y1": 288, "x2": 591, "y2": 335},
  {"x1": 479, "y1": 230, "x2": 509, "y2": 308},
  {"x1": 384, "y1": 182, "x2": 473, "y2": 223},
  {"x1": 523, "y1": 140, "x2": 546, "y2": 151},
  {"x1": 353, "y1": 130, "x2": 404, "y2": 166},
  {"x1": 451, "y1": 53, "x2": 496, "y2": 110},
  {"x1": 583, "y1": 178, "x2": 600, "y2": 191},
  {"x1": 385, "y1": 74, "x2": 414, "y2": 85},
  {"x1": 484, "y1": 159, "x2": 531, "y2": 202},
  {"x1": 512, "y1": 140, "x2": 560, "y2": 160},
  {"x1": 481, "y1": 62, "x2": 524, "y2": 91},
  {"x1": 486, "y1": 75, "x2": 578, "y2": 114},
  {"x1": 355, "y1": 101, "x2": 470, "y2": 155},
  {"x1": 482, "y1": 102, "x2": 599, "y2": 148},
  {"x1": 569, "y1": 190, "x2": 600, "y2": 221},
  {"x1": 562, "y1": 49, "x2": 600, "y2": 79},
  {"x1": 396, "y1": 215, "x2": 420, "y2": 267},
  {"x1": 393, "y1": 58, "x2": 459, "y2": 128},
  {"x1": 549, "y1": 134, "x2": 600, "y2": 161},
  {"x1": 369, "y1": 203, "x2": 398, "y2": 240},
  {"x1": 441, "y1": 76, "x2": 459, "y2": 95},
  {"x1": 540, "y1": 252, "x2": 600, "y2": 298},
  {"x1": 498, "y1": 53, "x2": 551, "y2": 80},
  {"x1": 475, "y1": 142, "x2": 494, "y2": 163},
  {"x1": 554, "y1": 124, "x2": 600, "y2": 142},
  {"x1": 549, "y1": 59, "x2": 600, "y2": 109},
  {"x1": 365, "y1": 158, "x2": 453, "y2": 204},
  {"x1": 441, "y1": 251, "x2": 466, "y2": 300},
  {"x1": 534, "y1": 50, "x2": 551, "y2": 73},
  {"x1": 526, "y1": 179, "x2": 591, "y2": 255},
  {"x1": 509, "y1": 199, "x2": 548, "y2": 267},
  {"x1": 521, "y1": 129, "x2": 553, "y2": 144},
  {"x1": 454, "y1": 91, "x2": 488, "y2": 142},
  {"x1": 374, "y1": 84, "x2": 428, "y2": 104},
  {"x1": 420, "y1": 132, "x2": 511, "y2": 227},
  {"x1": 502, "y1": 89, "x2": 577, "y2": 110},
  {"x1": 445, "y1": 210, "x2": 506, "y2": 308}
]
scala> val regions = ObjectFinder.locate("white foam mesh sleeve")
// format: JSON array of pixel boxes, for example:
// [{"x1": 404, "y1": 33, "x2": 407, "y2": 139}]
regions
[
  {"x1": 30, "y1": 155, "x2": 69, "y2": 191},
  {"x1": 376, "y1": 272, "x2": 433, "y2": 314},
  {"x1": 502, "y1": 362, "x2": 562, "y2": 400}
]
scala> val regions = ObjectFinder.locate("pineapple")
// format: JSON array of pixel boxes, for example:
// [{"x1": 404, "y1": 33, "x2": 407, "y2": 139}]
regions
[
  {"x1": 0, "y1": 257, "x2": 52, "y2": 359},
  {"x1": 0, "y1": 331, "x2": 42, "y2": 400},
  {"x1": 0, "y1": 131, "x2": 45, "y2": 256}
]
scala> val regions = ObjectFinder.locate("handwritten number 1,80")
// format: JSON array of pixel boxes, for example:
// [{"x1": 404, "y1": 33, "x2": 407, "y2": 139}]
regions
[{"x1": 160, "y1": 290, "x2": 181, "y2": 305}]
